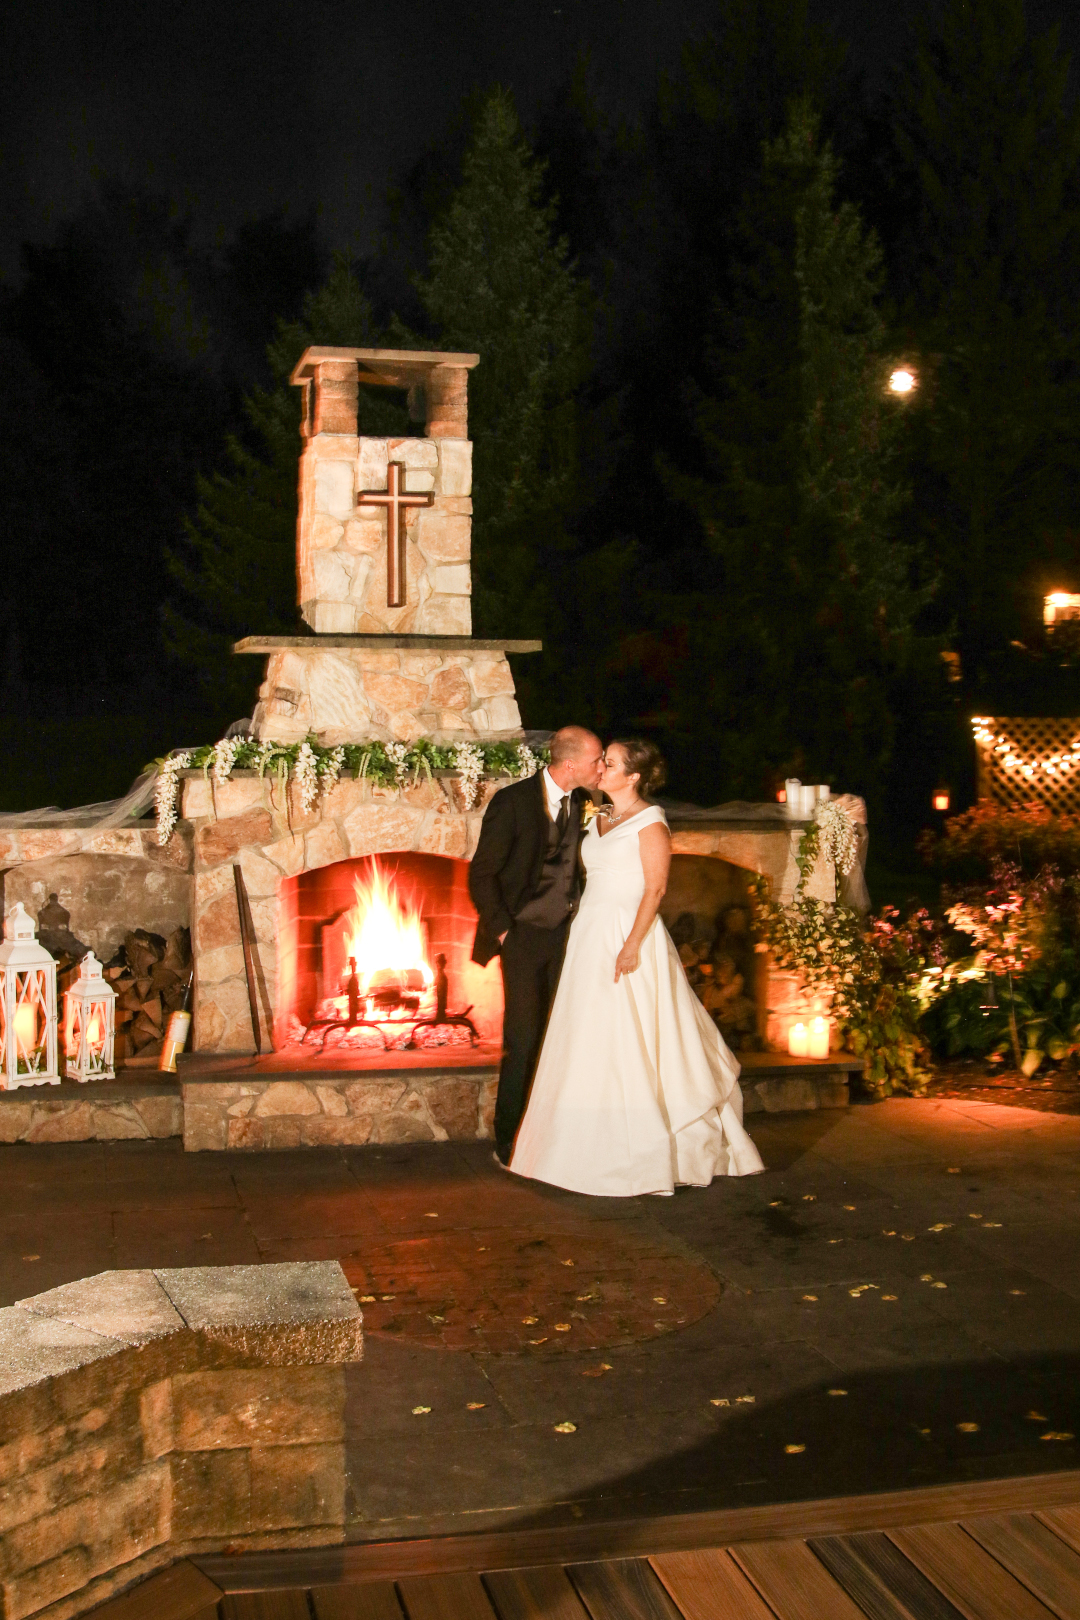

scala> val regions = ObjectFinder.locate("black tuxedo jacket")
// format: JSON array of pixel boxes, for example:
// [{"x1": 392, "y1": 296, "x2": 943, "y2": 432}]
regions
[{"x1": 469, "y1": 774, "x2": 589, "y2": 965}]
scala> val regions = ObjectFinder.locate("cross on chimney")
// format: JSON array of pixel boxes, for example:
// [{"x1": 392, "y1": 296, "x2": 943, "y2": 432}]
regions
[{"x1": 357, "y1": 462, "x2": 434, "y2": 608}]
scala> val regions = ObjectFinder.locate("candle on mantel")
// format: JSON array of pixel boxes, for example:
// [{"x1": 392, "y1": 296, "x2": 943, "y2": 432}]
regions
[
  {"x1": 808, "y1": 1016, "x2": 830, "y2": 1059},
  {"x1": 788, "y1": 1020, "x2": 809, "y2": 1057}
]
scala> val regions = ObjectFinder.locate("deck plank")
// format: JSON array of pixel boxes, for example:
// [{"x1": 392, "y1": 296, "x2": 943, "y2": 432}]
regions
[
  {"x1": 311, "y1": 1584, "x2": 404, "y2": 1620},
  {"x1": 731, "y1": 1540, "x2": 868, "y2": 1620},
  {"x1": 567, "y1": 1558, "x2": 683, "y2": 1620},
  {"x1": 963, "y1": 1514, "x2": 1080, "y2": 1620},
  {"x1": 85, "y1": 1562, "x2": 224, "y2": 1620},
  {"x1": 810, "y1": 1532, "x2": 966, "y2": 1620},
  {"x1": 1038, "y1": 1505, "x2": 1080, "y2": 1555},
  {"x1": 482, "y1": 1566, "x2": 591, "y2": 1620},
  {"x1": 887, "y1": 1524, "x2": 1057, "y2": 1620},
  {"x1": 396, "y1": 1574, "x2": 498, "y2": 1620},
  {"x1": 648, "y1": 1549, "x2": 775, "y2": 1620},
  {"x1": 222, "y1": 1594, "x2": 312, "y2": 1620}
]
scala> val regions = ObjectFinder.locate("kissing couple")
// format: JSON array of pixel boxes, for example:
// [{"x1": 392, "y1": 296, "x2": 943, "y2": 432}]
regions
[{"x1": 469, "y1": 727, "x2": 764, "y2": 1197}]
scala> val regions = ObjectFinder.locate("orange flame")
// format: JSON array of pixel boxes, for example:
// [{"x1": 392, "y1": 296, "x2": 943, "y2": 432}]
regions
[{"x1": 343, "y1": 862, "x2": 433, "y2": 993}]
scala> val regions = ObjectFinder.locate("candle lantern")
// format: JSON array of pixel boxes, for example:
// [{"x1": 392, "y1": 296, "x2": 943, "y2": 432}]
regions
[
  {"x1": 932, "y1": 787, "x2": 951, "y2": 812},
  {"x1": 64, "y1": 952, "x2": 116, "y2": 1082},
  {"x1": 0, "y1": 903, "x2": 59, "y2": 1089}
]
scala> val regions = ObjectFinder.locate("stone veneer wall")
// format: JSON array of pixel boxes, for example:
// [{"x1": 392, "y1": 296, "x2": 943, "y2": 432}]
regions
[
  {"x1": 296, "y1": 435, "x2": 474, "y2": 638},
  {"x1": 250, "y1": 644, "x2": 523, "y2": 747},
  {"x1": 183, "y1": 771, "x2": 502, "y2": 1055},
  {"x1": 0, "y1": 1262, "x2": 361, "y2": 1620}
]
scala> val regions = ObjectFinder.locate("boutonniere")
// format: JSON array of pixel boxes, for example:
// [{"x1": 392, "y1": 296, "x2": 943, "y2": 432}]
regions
[{"x1": 582, "y1": 799, "x2": 603, "y2": 828}]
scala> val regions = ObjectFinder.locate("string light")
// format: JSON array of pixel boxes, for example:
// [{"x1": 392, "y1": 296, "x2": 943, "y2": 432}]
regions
[{"x1": 971, "y1": 717, "x2": 1080, "y2": 783}]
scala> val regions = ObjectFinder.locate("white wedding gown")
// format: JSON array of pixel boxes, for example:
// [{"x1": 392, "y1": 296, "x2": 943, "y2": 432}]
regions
[{"x1": 509, "y1": 806, "x2": 764, "y2": 1196}]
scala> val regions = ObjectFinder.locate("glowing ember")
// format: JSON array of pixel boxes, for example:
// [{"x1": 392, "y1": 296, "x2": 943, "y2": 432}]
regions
[{"x1": 342, "y1": 862, "x2": 433, "y2": 998}]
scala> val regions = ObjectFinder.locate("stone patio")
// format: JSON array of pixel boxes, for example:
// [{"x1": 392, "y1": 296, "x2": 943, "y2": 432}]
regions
[{"x1": 1, "y1": 1097, "x2": 1077, "y2": 1544}]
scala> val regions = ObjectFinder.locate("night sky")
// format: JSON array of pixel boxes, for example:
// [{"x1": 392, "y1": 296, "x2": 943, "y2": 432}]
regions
[{"x1": 6, "y1": 0, "x2": 1076, "y2": 281}]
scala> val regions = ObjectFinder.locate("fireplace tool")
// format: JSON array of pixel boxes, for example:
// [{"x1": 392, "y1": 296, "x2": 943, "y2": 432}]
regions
[{"x1": 302, "y1": 953, "x2": 480, "y2": 1054}]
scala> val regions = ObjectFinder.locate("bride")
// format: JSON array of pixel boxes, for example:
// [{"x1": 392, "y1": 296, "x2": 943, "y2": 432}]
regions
[{"x1": 509, "y1": 739, "x2": 764, "y2": 1196}]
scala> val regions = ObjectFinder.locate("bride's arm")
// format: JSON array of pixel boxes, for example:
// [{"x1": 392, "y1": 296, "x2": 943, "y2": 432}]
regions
[{"x1": 614, "y1": 821, "x2": 672, "y2": 982}]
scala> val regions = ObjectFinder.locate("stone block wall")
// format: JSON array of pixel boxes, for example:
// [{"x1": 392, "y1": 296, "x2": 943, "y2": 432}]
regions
[
  {"x1": 0, "y1": 1262, "x2": 361, "y2": 1620},
  {"x1": 297, "y1": 434, "x2": 473, "y2": 637},
  {"x1": 250, "y1": 645, "x2": 522, "y2": 746},
  {"x1": 182, "y1": 1071, "x2": 497, "y2": 1151}
]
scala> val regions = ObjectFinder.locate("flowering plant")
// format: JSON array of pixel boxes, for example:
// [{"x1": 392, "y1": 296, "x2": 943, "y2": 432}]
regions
[{"x1": 150, "y1": 734, "x2": 548, "y2": 844}]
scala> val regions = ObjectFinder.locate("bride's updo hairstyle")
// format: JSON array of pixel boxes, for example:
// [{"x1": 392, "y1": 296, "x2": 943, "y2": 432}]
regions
[{"x1": 610, "y1": 738, "x2": 666, "y2": 798}]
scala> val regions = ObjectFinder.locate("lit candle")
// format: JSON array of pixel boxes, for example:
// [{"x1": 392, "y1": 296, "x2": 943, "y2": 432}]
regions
[
  {"x1": 808, "y1": 1016, "x2": 830, "y2": 1059},
  {"x1": 788, "y1": 1021, "x2": 809, "y2": 1057},
  {"x1": 13, "y1": 1002, "x2": 37, "y2": 1054}
]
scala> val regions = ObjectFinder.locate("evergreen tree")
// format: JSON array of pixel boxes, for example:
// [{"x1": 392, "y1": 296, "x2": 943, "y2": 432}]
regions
[
  {"x1": 166, "y1": 256, "x2": 406, "y2": 715},
  {"x1": 894, "y1": 0, "x2": 1080, "y2": 691},
  {"x1": 415, "y1": 88, "x2": 599, "y2": 652},
  {"x1": 661, "y1": 99, "x2": 922, "y2": 807}
]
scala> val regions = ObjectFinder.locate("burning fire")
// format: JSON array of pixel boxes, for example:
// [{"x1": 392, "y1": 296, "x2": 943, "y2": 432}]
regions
[{"x1": 342, "y1": 862, "x2": 433, "y2": 997}]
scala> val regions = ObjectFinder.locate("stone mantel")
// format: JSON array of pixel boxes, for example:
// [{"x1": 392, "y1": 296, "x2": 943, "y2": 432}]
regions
[{"x1": 234, "y1": 635, "x2": 542, "y2": 653}]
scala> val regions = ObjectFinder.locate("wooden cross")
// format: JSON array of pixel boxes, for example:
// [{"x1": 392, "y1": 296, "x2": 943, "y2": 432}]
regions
[{"x1": 357, "y1": 461, "x2": 434, "y2": 608}]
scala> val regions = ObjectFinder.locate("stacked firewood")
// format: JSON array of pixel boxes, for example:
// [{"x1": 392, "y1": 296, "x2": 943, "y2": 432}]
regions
[{"x1": 102, "y1": 928, "x2": 192, "y2": 1060}]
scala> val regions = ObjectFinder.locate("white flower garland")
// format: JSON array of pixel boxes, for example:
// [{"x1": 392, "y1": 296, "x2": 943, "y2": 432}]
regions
[
  {"x1": 319, "y1": 745, "x2": 347, "y2": 791},
  {"x1": 155, "y1": 751, "x2": 192, "y2": 845},
  {"x1": 814, "y1": 801, "x2": 859, "y2": 876},
  {"x1": 515, "y1": 743, "x2": 541, "y2": 779},
  {"x1": 385, "y1": 741, "x2": 409, "y2": 788},
  {"x1": 453, "y1": 742, "x2": 486, "y2": 810},
  {"x1": 212, "y1": 735, "x2": 245, "y2": 785},
  {"x1": 294, "y1": 741, "x2": 319, "y2": 815}
]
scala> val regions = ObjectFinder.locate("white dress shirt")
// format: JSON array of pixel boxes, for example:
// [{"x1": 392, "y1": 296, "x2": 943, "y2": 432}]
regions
[{"x1": 542, "y1": 767, "x2": 571, "y2": 823}]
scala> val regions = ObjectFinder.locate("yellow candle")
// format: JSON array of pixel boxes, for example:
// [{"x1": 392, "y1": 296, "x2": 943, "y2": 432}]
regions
[
  {"x1": 808, "y1": 1016, "x2": 830, "y2": 1059},
  {"x1": 788, "y1": 1020, "x2": 809, "y2": 1057},
  {"x1": 13, "y1": 1002, "x2": 37, "y2": 1054}
]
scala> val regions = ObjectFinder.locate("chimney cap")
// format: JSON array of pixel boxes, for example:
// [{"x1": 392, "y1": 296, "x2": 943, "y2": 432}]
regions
[{"x1": 290, "y1": 346, "x2": 479, "y2": 389}]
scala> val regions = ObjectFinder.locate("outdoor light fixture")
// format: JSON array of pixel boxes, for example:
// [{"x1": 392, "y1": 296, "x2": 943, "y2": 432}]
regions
[
  {"x1": 0, "y1": 903, "x2": 59, "y2": 1089},
  {"x1": 933, "y1": 788, "x2": 951, "y2": 812},
  {"x1": 889, "y1": 368, "x2": 916, "y2": 395},
  {"x1": 64, "y1": 951, "x2": 116, "y2": 1081},
  {"x1": 1044, "y1": 591, "x2": 1080, "y2": 628}
]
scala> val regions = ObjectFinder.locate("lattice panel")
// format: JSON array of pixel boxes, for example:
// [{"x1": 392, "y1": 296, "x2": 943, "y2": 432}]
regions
[{"x1": 972, "y1": 715, "x2": 1080, "y2": 812}]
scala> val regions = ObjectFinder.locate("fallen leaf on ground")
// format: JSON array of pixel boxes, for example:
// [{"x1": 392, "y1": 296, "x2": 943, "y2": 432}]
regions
[
  {"x1": 827, "y1": 1389, "x2": 848, "y2": 1397},
  {"x1": 359, "y1": 1295, "x2": 376, "y2": 1303},
  {"x1": 882, "y1": 1294, "x2": 899, "y2": 1301},
  {"x1": 901, "y1": 1234, "x2": 916, "y2": 1241},
  {"x1": 803, "y1": 1194, "x2": 816, "y2": 1201},
  {"x1": 928, "y1": 1223, "x2": 952, "y2": 1232},
  {"x1": 918, "y1": 1428, "x2": 931, "y2": 1435},
  {"x1": 968, "y1": 1213, "x2": 982, "y2": 1220},
  {"x1": 555, "y1": 1323, "x2": 572, "y2": 1332},
  {"x1": 1010, "y1": 1290, "x2": 1026, "y2": 1296},
  {"x1": 802, "y1": 1294, "x2": 818, "y2": 1302},
  {"x1": 983, "y1": 1222, "x2": 1003, "y2": 1228},
  {"x1": 736, "y1": 1395, "x2": 756, "y2": 1404},
  {"x1": 883, "y1": 1230, "x2": 897, "y2": 1236},
  {"x1": 653, "y1": 1296, "x2": 667, "y2": 1303},
  {"x1": 561, "y1": 1259, "x2": 575, "y2": 1266},
  {"x1": 554, "y1": 1422, "x2": 577, "y2": 1433},
  {"x1": 466, "y1": 1402, "x2": 486, "y2": 1410},
  {"x1": 428, "y1": 1314, "x2": 445, "y2": 1323},
  {"x1": 843, "y1": 1205, "x2": 856, "y2": 1211},
  {"x1": 424, "y1": 1213, "x2": 438, "y2": 1218},
  {"x1": 920, "y1": 1274, "x2": 935, "y2": 1282},
  {"x1": 784, "y1": 1444, "x2": 806, "y2": 1454},
  {"x1": 477, "y1": 1246, "x2": 488, "y2": 1252},
  {"x1": 1026, "y1": 1411, "x2": 1048, "y2": 1421},
  {"x1": 932, "y1": 1281, "x2": 948, "y2": 1289},
  {"x1": 581, "y1": 1364, "x2": 613, "y2": 1377},
  {"x1": 381, "y1": 1295, "x2": 396, "y2": 1301},
  {"x1": 956, "y1": 1422, "x2": 979, "y2": 1432},
  {"x1": 947, "y1": 1167, "x2": 961, "y2": 1173},
  {"x1": 522, "y1": 1315, "x2": 539, "y2": 1324},
  {"x1": 412, "y1": 1406, "x2": 431, "y2": 1415},
  {"x1": 769, "y1": 1200, "x2": 783, "y2": 1207},
  {"x1": 1041, "y1": 1431, "x2": 1074, "y2": 1441},
  {"x1": 21, "y1": 1255, "x2": 39, "y2": 1262},
  {"x1": 529, "y1": 1337, "x2": 548, "y2": 1345},
  {"x1": 711, "y1": 1398, "x2": 730, "y2": 1406}
]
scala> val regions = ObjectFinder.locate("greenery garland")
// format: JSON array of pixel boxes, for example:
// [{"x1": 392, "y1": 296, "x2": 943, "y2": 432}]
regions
[{"x1": 152, "y1": 735, "x2": 546, "y2": 844}]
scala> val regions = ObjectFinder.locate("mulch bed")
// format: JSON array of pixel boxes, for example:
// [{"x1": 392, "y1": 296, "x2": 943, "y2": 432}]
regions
[{"x1": 923, "y1": 1057, "x2": 1080, "y2": 1114}]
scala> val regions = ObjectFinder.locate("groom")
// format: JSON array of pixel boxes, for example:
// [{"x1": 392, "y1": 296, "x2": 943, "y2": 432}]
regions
[{"x1": 470, "y1": 726, "x2": 604, "y2": 1164}]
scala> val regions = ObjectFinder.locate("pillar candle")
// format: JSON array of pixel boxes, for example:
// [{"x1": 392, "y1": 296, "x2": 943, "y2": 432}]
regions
[
  {"x1": 788, "y1": 1020, "x2": 809, "y2": 1057},
  {"x1": 13, "y1": 1002, "x2": 37, "y2": 1053},
  {"x1": 808, "y1": 1016, "x2": 830, "y2": 1059}
]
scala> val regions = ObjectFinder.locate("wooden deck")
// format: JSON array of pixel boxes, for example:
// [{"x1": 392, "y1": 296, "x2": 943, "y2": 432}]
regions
[{"x1": 84, "y1": 1470, "x2": 1080, "y2": 1620}]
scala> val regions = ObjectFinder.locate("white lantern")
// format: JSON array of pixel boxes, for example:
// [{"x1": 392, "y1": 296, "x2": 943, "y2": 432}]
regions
[
  {"x1": 64, "y1": 951, "x2": 116, "y2": 1082},
  {"x1": 0, "y1": 903, "x2": 59, "y2": 1088}
]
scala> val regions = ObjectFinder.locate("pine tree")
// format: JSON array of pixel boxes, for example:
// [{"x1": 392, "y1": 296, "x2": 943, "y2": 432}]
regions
[
  {"x1": 416, "y1": 88, "x2": 597, "y2": 648},
  {"x1": 661, "y1": 99, "x2": 921, "y2": 806},
  {"x1": 894, "y1": 0, "x2": 1080, "y2": 687},
  {"x1": 166, "y1": 256, "x2": 406, "y2": 715}
]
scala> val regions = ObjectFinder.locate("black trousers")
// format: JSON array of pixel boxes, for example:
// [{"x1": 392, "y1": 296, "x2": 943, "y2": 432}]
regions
[{"x1": 494, "y1": 920, "x2": 568, "y2": 1159}]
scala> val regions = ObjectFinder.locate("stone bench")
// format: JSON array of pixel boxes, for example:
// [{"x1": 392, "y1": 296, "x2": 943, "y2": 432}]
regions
[{"x1": 0, "y1": 1262, "x2": 362, "y2": 1620}]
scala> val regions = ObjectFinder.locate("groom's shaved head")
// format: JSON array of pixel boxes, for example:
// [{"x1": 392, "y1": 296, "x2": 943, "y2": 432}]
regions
[{"x1": 550, "y1": 726, "x2": 602, "y2": 765}]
